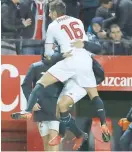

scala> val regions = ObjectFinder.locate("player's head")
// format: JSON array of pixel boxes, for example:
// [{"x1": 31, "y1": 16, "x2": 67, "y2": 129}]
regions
[
  {"x1": 109, "y1": 24, "x2": 122, "y2": 41},
  {"x1": 49, "y1": 0, "x2": 66, "y2": 20}
]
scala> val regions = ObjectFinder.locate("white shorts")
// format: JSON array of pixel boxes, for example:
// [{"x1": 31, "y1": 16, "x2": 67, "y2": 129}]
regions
[
  {"x1": 57, "y1": 79, "x2": 87, "y2": 104},
  {"x1": 48, "y1": 49, "x2": 96, "y2": 88},
  {"x1": 37, "y1": 121, "x2": 59, "y2": 137}
]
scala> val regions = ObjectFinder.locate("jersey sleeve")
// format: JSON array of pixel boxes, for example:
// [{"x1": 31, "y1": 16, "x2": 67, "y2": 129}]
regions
[{"x1": 44, "y1": 24, "x2": 55, "y2": 57}]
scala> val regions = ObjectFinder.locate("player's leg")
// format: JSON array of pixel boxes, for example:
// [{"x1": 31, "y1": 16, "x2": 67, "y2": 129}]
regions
[
  {"x1": 85, "y1": 87, "x2": 110, "y2": 141},
  {"x1": 58, "y1": 96, "x2": 84, "y2": 137},
  {"x1": 57, "y1": 79, "x2": 87, "y2": 140},
  {"x1": 11, "y1": 72, "x2": 59, "y2": 120},
  {"x1": 48, "y1": 121, "x2": 60, "y2": 151},
  {"x1": 37, "y1": 121, "x2": 50, "y2": 151},
  {"x1": 48, "y1": 130, "x2": 59, "y2": 151},
  {"x1": 38, "y1": 121, "x2": 60, "y2": 151},
  {"x1": 51, "y1": 95, "x2": 88, "y2": 150},
  {"x1": 56, "y1": 105, "x2": 66, "y2": 140},
  {"x1": 49, "y1": 96, "x2": 77, "y2": 146},
  {"x1": 49, "y1": 79, "x2": 88, "y2": 150},
  {"x1": 25, "y1": 72, "x2": 58, "y2": 112},
  {"x1": 75, "y1": 55, "x2": 110, "y2": 141},
  {"x1": 42, "y1": 135, "x2": 49, "y2": 151},
  {"x1": 53, "y1": 80, "x2": 83, "y2": 143},
  {"x1": 86, "y1": 87, "x2": 106, "y2": 126}
]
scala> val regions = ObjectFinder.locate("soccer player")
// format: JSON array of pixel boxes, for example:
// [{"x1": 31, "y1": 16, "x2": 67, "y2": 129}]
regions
[
  {"x1": 11, "y1": 0, "x2": 110, "y2": 150},
  {"x1": 21, "y1": 58, "x2": 62, "y2": 151}
]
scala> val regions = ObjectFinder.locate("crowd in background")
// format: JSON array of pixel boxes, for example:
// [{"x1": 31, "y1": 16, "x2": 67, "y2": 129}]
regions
[{"x1": 1, "y1": 0, "x2": 132, "y2": 55}]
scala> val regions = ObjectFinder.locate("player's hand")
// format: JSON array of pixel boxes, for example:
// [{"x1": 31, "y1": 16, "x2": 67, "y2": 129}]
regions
[
  {"x1": 44, "y1": 54, "x2": 51, "y2": 60},
  {"x1": 101, "y1": 124, "x2": 111, "y2": 142},
  {"x1": 33, "y1": 103, "x2": 41, "y2": 111},
  {"x1": 71, "y1": 40, "x2": 84, "y2": 48},
  {"x1": 101, "y1": 124, "x2": 110, "y2": 135},
  {"x1": 62, "y1": 51, "x2": 73, "y2": 58}
]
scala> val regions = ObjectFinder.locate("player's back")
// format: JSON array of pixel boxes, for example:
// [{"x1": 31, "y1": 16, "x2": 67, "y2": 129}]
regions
[{"x1": 51, "y1": 15, "x2": 88, "y2": 53}]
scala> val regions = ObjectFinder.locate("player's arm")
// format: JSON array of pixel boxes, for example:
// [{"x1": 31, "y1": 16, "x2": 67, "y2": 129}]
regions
[
  {"x1": 44, "y1": 24, "x2": 55, "y2": 57},
  {"x1": 21, "y1": 64, "x2": 35, "y2": 101},
  {"x1": 71, "y1": 40, "x2": 102, "y2": 54}
]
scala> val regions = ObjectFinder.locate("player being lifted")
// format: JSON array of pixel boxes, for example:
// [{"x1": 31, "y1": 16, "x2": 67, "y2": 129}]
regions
[{"x1": 11, "y1": 0, "x2": 110, "y2": 150}]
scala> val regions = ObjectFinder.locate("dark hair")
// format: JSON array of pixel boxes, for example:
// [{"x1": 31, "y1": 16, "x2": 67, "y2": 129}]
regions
[
  {"x1": 49, "y1": 0, "x2": 66, "y2": 16},
  {"x1": 100, "y1": 0, "x2": 112, "y2": 4},
  {"x1": 110, "y1": 24, "x2": 120, "y2": 32}
]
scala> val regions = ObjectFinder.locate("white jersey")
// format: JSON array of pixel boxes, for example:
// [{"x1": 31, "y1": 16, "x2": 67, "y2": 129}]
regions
[
  {"x1": 46, "y1": 15, "x2": 96, "y2": 88},
  {"x1": 45, "y1": 15, "x2": 88, "y2": 56}
]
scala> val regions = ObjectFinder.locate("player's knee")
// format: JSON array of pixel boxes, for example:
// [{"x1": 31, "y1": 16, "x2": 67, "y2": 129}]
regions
[
  {"x1": 58, "y1": 96, "x2": 74, "y2": 111},
  {"x1": 58, "y1": 100, "x2": 71, "y2": 111},
  {"x1": 58, "y1": 101, "x2": 69, "y2": 111}
]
